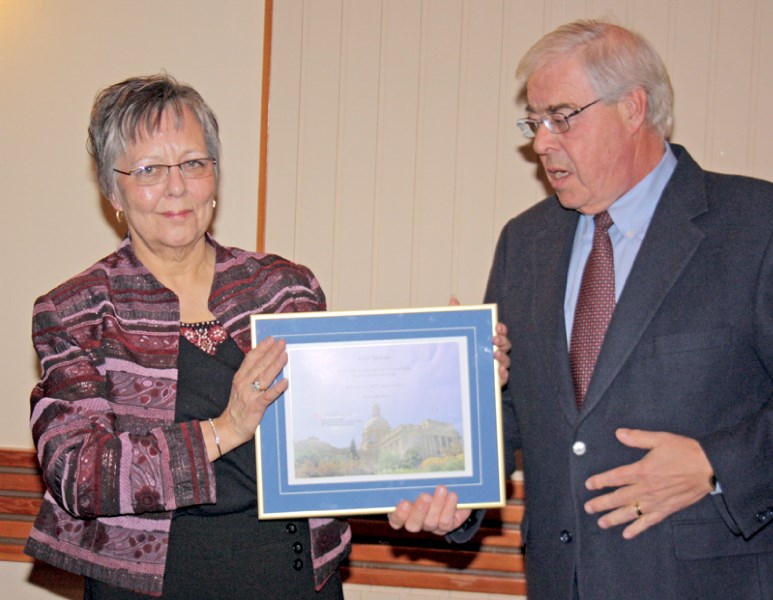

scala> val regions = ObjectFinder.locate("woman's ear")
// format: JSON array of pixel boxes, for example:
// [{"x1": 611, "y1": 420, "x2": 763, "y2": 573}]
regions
[
  {"x1": 108, "y1": 191, "x2": 126, "y2": 224},
  {"x1": 108, "y1": 189, "x2": 122, "y2": 213}
]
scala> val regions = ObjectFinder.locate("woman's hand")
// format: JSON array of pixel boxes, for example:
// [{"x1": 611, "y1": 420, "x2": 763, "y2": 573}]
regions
[{"x1": 204, "y1": 336, "x2": 289, "y2": 460}]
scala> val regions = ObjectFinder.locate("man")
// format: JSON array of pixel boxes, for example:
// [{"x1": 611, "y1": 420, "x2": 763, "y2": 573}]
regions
[{"x1": 390, "y1": 20, "x2": 773, "y2": 600}]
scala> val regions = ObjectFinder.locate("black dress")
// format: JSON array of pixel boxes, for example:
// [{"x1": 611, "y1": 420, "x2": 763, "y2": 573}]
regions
[{"x1": 84, "y1": 333, "x2": 344, "y2": 600}]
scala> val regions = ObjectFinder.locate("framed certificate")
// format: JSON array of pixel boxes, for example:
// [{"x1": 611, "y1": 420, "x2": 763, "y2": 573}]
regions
[{"x1": 251, "y1": 305, "x2": 504, "y2": 519}]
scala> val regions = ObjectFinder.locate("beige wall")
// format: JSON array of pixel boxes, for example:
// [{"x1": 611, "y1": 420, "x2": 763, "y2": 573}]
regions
[
  {"x1": 3, "y1": 0, "x2": 771, "y2": 598},
  {"x1": 1, "y1": 0, "x2": 265, "y2": 450},
  {"x1": 0, "y1": 0, "x2": 265, "y2": 597}
]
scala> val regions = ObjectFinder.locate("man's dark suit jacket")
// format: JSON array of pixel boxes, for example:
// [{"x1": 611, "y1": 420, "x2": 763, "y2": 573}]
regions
[{"x1": 484, "y1": 144, "x2": 773, "y2": 600}]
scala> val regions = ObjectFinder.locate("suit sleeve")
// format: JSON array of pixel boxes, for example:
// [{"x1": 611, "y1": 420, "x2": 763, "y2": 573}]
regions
[
  {"x1": 484, "y1": 225, "x2": 522, "y2": 477},
  {"x1": 698, "y1": 229, "x2": 773, "y2": 539},
  {"x1": 446, "y1": 229, "x2": 524, "y2": 545}
]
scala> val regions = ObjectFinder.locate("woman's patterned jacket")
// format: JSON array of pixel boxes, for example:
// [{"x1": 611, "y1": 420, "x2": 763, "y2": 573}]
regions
[{"x1": 25, "y1": 235, "x2": 351, "y2": 595}]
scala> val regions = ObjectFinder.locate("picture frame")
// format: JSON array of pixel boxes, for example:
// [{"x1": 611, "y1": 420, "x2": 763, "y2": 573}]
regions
[{"x1": 251, "y1": 305, "x2": 504, "y2": 519}]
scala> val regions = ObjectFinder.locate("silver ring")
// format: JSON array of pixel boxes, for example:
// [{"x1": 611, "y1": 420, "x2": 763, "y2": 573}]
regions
[
  {"x1": 634, "y1": 503, "x2": 643, "y2": 518},
  {"x1": 251, "y1": 380, "x2": 263, "y2": 393}
]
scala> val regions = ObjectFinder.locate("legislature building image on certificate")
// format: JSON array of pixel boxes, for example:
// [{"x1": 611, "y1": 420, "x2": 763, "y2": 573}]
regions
[{"x1": 286, "y1": 336, "x2": 472, "y2": 483}]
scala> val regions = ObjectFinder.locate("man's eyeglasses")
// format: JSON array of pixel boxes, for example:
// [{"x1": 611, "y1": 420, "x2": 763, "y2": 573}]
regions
[
  {"x1": 516, "y1": 99, "x2": 601, "y2": 139},
  {"x1": 113, "y1": 158, "x2": 217, "y2": 186}
]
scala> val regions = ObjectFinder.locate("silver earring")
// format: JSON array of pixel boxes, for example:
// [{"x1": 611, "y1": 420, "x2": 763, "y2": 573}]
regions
[{"x1": 212, "y1": 199, "x2": 217, "y2": 208}]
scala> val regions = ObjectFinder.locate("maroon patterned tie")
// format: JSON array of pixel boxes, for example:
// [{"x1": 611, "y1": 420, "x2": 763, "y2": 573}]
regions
[{"x1": 570, "y1": 211, "x2": 615, "y2": 409}]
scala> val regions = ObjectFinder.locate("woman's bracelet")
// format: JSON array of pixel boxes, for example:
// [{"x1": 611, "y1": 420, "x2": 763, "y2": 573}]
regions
[{"x1": 207, "y1": 418, "x2": 223, "y2": 459}]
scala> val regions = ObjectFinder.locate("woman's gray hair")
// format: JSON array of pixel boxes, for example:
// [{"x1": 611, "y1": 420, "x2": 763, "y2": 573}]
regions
[
  {"x1": 88, "y1": 73, "x2": 221, "y2": 198},
  {"x1": 516, "y1": 20, "x2": 674, "y2": 138}
]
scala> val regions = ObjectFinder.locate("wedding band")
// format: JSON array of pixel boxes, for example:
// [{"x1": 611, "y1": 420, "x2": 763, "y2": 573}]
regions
[
  {"x1": 634, "y1": 503, "x2": 643, "y2": 518},
  {"x1": 251, "y1": 380, "x2": 264, "y2": 393}
]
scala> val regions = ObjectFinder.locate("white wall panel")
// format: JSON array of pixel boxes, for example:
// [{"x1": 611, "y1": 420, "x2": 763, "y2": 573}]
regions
[
  {"x1": 410, "y1": 0, "x2": 464, "y2": 307},
  {"x1": 590, "y1": 0, "x2": 631, "y2": 23},
  {"x1": 629, "y1": 0, "x2": 671, "y2": 50},
  {"x1": 371, "y1": 0, "x2": 423, "y2": 309},
  {"x1": 266, "y1": 0, "x2": 304, "y2": 262},
  {"x1": 266, "y1": 0, "x2": 773, "y2": 311},
  {"x1": 452, "y1": 2, "x2": 505, "y2": 301},
  {"x1": 668, "y1": 0, "x2": 713, "y2": 160},
  {"x1": 498, "y1": 1, "x2": 550, "y2": 226},
  {"x1": 331, "y1": 0, "x2": 383, "y2": 310},
  {"x1": 752, "y1": 0, "x2": 773, "y2": 178},
  {"x1": 707, "y1": 1, "x2": 757, "y2": 174},
  {"x1": 294, "y1": 0, "x2": 343, "y2": 294}
]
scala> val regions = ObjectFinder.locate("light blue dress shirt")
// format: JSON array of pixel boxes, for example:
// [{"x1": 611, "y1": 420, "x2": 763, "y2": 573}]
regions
[{"x1": 564, "y1": 144, "x2": 678, "y2": 347}]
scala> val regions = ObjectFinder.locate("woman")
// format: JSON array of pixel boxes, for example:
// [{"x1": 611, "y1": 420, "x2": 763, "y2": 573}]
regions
[
  {"x1": 25, "y1": 74, "x2": 349, "y2": 599},
  {"x1": 26, "y1": 74, "x2": 511, "y2": 599}
]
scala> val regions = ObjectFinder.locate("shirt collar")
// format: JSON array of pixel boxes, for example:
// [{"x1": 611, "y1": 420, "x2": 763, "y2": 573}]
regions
[{"x1": 605, "y1": 143, "x2": 677, "y2": 238}]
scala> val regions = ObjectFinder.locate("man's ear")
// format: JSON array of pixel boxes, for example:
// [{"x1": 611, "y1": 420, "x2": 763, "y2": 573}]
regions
[{"x1": 620, "y1": 88, "x2": 648, "y2": 131}]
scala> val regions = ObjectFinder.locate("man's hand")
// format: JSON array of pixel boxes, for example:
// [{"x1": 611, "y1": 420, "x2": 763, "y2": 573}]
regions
[
  {"x1": 584, "y1": 428, "x2": 715, "y2": 539},
  {"x1": 493, "y1": 321, "x2": 511, "y2": 386},
  {"x1": 388, "y1": 485, "x2": 472, "y2": 536}
]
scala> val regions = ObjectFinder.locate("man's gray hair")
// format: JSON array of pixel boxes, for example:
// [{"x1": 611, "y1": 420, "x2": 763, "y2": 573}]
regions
[{"x1": 517, "y1": 20, "x2": 674, "y2": 138}]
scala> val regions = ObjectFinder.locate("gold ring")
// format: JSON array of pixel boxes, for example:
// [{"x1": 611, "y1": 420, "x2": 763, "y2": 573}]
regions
[
  {"x1": 251, "y1": 380, "x2": 263, "y2": 393},
  {"x1": 634, "y1": 503, "x2": 643, "y2": 518}
]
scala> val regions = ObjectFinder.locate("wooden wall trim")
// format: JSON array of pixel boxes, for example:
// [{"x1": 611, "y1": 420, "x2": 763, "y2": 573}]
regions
[{"x1": 256, "y1": 0, "x2": 273, "y2": 252}]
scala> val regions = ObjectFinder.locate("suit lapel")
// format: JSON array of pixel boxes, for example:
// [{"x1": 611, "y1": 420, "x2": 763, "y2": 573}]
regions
[
  {"x1": 531, "y1": 202, "x2": 580, "y2": 424},
  {"x1": 580, "y1": 146, "x2": 709, "y2": 414}
]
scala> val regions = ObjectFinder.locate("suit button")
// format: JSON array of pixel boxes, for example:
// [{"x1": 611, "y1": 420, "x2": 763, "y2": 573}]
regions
[
  {"x1": 286, "y1": 523, "x2": 298, "y2": 534},
  {"x1": 559, "y1": 530, "x2": 573, "y2": 543},
  {"x1": 293, "y1": 558, "x2": 304, "y2": 571},
  {"x1": 572, "y1": 441, "x2": 587, "y2": 456},
  {"x1": 757, "y1": 511, "x2": 768, "y2": 523},
  {"x1": 292, "y1": 541, "x2": 303, "y2": 554}
]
